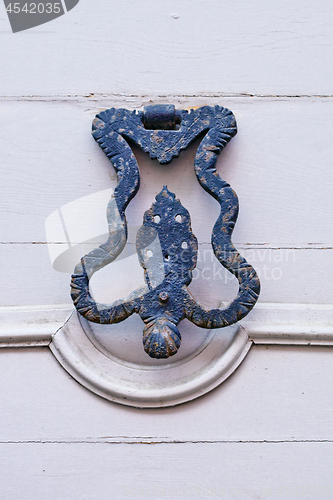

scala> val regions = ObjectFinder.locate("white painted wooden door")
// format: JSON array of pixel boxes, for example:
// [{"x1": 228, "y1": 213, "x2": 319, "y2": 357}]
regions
[{"x1": 1, "y1": 1, "x2": 333, "y2": 498}]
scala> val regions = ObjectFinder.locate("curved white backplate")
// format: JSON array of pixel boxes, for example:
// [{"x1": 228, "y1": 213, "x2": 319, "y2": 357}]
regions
[{"x1": 50, "y1": 312, "x2": 251, "y2": 408}]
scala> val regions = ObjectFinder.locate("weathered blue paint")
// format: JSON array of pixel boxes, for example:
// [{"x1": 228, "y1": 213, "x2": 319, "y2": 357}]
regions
[{"x1": 71, "y1": 105, "x2": 260, "y2": 359}]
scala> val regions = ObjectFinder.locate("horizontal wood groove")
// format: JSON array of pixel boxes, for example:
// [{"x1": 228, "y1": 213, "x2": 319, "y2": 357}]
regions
[
  {"x1": 0, "y1": 438, "x2": 332, "y2": 445},
  {"x1": 1, "y1": 93, "x2": 333, "y2": 102}
]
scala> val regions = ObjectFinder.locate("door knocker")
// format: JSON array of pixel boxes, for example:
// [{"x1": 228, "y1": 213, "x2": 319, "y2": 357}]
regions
[
  {"x1": 50, "y1": 104, "x2": 260, "y2": 407},
  {"x1": 70, "y1": 105, "x2": 260, "y2": 359}
]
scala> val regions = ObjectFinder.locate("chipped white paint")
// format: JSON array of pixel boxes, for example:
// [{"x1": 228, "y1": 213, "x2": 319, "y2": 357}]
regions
[{"x1": 0, "y1": 0, "x2": 333, "y2": 96}]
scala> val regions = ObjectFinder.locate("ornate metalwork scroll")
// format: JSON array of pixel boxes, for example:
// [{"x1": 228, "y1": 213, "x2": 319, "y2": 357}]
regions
[{"x1": 70, "y1": 105, "x2": 260, "y2": 359}]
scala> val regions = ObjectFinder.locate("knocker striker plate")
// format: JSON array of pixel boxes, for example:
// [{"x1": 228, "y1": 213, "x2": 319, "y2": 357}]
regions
[{"x1": 51, "y1": 104, "x2": 260, "y2": 407}]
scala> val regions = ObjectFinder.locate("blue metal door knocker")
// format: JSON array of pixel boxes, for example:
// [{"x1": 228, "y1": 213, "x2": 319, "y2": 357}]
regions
[{"x1": 70, "y1": 105, "x2": 260, "y2": 359}]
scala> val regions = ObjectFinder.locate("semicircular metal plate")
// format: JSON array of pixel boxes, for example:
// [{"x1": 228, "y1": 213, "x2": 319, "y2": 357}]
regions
[{"x1": 50, "y1": 312, "x2": 251, "y2": 408}]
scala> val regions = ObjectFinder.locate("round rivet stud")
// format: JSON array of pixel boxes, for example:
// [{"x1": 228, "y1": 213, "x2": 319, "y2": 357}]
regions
[{"x1": 159, "y1": 291, "x2": 169, "y2": 303}]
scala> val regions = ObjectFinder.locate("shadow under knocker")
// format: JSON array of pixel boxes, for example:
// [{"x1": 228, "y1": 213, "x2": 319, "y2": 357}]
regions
[{"x1": 70, "y1": 105, "x2": 260, "y2": 359}]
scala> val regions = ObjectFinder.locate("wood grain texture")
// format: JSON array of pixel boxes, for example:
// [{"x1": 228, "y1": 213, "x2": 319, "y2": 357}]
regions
[
  {"x1": 1, "y1": 98, "x2": 333, "y2": 245},
  {"x1": 1, "y1": 243, "x2": 332, "y2": 306},
  {"x1": 1, "y1": 0, "x2": 332, "y2": 492},
  {"x1": 1, "y1": 98, "x2": 332, "y2": 307},
  {"x1": 1, "y1": 346, "x2": 333, "y2": 442},
  {"x1": 0, "y1": 0, "x2": 332, "y2": 96},
  {"x1": 1, "y1": 441, "x2": 332, "y2": 500}
]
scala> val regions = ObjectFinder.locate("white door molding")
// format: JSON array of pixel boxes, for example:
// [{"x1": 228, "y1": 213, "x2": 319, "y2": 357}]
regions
[
  {"x1": 1, "y1": 303, "x2": 332, "y2": 347},
  {"x1": 1, "y1": 303, "x2": 332, "y2": 407}
]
